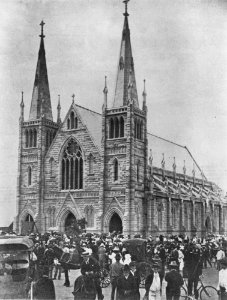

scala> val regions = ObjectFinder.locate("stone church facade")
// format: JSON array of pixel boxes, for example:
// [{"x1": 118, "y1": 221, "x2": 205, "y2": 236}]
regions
[{"x1": 15, "y1": 6, "x2": 227, "y2": 238}]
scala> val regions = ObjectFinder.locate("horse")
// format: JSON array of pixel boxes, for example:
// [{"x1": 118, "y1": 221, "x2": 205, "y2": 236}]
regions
[{"x1": 72, "y1": 274, "x2": 97, "y2": 300}]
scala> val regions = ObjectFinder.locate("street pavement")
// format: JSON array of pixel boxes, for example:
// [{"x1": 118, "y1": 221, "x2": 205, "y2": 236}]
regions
[{"x1": 54, "y1": 265, "x2": 219, "y2": 300}]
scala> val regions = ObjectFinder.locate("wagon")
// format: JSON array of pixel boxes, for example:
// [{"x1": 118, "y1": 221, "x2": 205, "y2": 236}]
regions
[{"x1": 0, "y1": 235, "x2": 34, "y2": 299}]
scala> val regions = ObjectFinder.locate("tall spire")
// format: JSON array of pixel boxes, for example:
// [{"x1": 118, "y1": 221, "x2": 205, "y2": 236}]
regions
[
  {"x1": 57, "y1": 94, "x2": 61, "y2": 124},
  {"x1": 20, "y1": 91, "x2": 24, "y2": 121},
  {"x1": 29, "y1": 21, "x2": 53, "y2": 121},
  {"x1": 112, "y1": 0, "x2": 139, "y2": 108},
  {"x1": 103, "y1": 76, "x2": 108, "y2": 110}
]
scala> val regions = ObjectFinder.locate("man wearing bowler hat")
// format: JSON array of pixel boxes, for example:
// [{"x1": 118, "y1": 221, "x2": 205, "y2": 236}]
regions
[
  {"x1": 117, "y1": 264, "x2": 136, "y2": 300},
  {"x1": 80, "y1": 250, "x2": 104, "y2": 300}
]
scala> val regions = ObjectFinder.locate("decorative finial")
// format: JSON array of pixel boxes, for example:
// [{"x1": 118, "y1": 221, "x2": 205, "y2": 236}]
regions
[
  {"x1": 173, "y1": 157, "x2": 176, "y2": 171},
  {"x1": 39, "y1": 20, "x2": 45, "y2": 38},
  {"x1": 20, "y1": 91, "x2": 24, "y2": 106},
  {"x1": 161, "y1": 153, "x2": 165, "y2": 169},
  {"x1": 123, "y1": 0, "x2": 130, "y2": 17},
  {"x1": 192, "y1": 163, "x2": 195, "y2": 177},
  {"x1": 143, "y1": 79, "x2": 147, "y2": 97},
  {"x1": 149, "y1": 149, "x2": 153, "y2": 166},
  {"x1": 103, "y1": 76, "x2": 108, "y2": 94},
  {"x1": 72, "y1": 94, "x2": 75, "y2": 103},
  {"x1": 183, "y1": 160, "x2": 186, "y2": 175}
]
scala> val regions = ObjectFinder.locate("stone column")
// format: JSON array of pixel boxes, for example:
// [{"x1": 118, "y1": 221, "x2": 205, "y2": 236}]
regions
[
  {"x1": 180, "y1": 199, "x2": 185, "y2": 233},
  {"x1": 219, "y1": 205, "x2": 224, "y2": 234},
  {"x1": 167, "y1": 197, "x2": 172, "y2": 234}
]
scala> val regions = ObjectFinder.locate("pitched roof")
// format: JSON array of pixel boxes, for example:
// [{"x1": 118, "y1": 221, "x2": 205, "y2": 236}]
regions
[
  {"x1": 112, "y1": 13, "x2": 138, "y2": 108},
  {"x1": 147, "y1": 133, "x2": 205, "y2": 180},
  {"x1": 74, "y1": 104, "x2": 102, "y2": 150}
]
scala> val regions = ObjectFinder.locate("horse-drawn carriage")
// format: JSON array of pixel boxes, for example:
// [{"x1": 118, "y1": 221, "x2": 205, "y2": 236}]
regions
[
  {"x1": 122, "y1": 238, "x2": 153, "y2": 287},
  {"x1": 0, "y1": 235, "x2": 34, "y2": 299}
]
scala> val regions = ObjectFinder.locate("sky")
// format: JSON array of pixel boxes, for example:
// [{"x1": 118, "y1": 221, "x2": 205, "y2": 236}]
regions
[{"x1": 0, "y1": 0, "x2": 227, "y2": 226}]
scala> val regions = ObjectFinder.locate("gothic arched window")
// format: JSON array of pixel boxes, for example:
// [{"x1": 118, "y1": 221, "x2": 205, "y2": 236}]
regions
[
  {"x1": 114, "y1": 158, "x2": 118, "y2": 182},
  {"x1": 67, "y1": 119, "x2": 70, "y2": 130},
  {"x1": 134, "y1": 119, "x2": 137, "y2": 138},
  {"x1": 75, "y1": 117, "x2": 78, "y2": 129},
  {"x1": 120, "y1": 116, "x2": 124, "y2": 137},
  {"x1": 70, "y1": 111, "x2": 75, "y2": 129},
  {"x1": 109, "y1": 118, "x2": 114, "y2": 139},
  {"x1": 61, "y1": 139, "x2": 83, "y2": 190},
  {"x1": 29, "y1": 129, "x2": 33, "y2": 147},
  {"x1": 28, "y1": 166, "x2": 32, "y2": 186},
  {"x1": 50, "y1": 157, "x2": 54, "y2": 177},
  {"x1": 157, "y1": 203, "x2": 163, "y2": 230},
  {"x1": 33, "y1": 129, "x2": 37, "y2": 147},
  {"x1": 115, "y1": 117, "x2": 119, "y2": 138},
  {"x1": 25, "y1": 129, "x2": 29, "y2": 148},
  {"x1": 85, "y1": 206, "x2": 95, "y2": 227}
]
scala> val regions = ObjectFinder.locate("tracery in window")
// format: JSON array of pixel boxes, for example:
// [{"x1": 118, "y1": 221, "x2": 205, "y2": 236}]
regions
[{"x1": 61, "y1": 139, "x2": 83, "y2": 190}]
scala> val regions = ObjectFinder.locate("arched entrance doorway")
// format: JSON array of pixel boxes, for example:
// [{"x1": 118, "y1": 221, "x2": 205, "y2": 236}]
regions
[
  {"x1": 21, "y1": 214, "x2": 34, "y2": 235},
  {"x1": 205, "y1": 216, "x2": 211, "y2": 233},
  {"x1": 65, "y1": 212, "x2": 76, "y2": 235},
  {"x1": 109, "y1": 213, "x2": 122, "y2": 233}
]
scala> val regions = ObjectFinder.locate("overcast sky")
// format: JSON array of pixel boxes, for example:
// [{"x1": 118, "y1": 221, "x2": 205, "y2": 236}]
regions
[{"x1": 0, "y1": 0, "x2": 227, "y2": 226}]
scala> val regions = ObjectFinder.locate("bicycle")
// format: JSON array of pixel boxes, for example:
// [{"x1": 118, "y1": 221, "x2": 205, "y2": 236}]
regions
[{"x1": 180, "y1": 275, "x2": 218, "y2": 300}]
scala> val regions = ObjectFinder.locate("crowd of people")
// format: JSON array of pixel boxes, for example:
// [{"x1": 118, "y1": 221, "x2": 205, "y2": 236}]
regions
[{"x1": 4, "y1": 230, "x2": 227, "y2": 300}]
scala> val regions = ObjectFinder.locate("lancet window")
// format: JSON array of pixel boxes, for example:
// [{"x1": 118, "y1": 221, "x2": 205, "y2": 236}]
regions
[
  {"x1": 25, "y1": 128, "x2": 37, "y2": 148},
  {"x1": 61, "y1": 139, "x2": 83, "y2": 190},
  {"x1": 109, "y1": 116, "x2": 124, "y2": 139},
  {"x1": 28, "y1": 166, "x2": 32, "y2": 186},
  {"x1": 113, "y1": 158, "x2": 119, "y2": 182},
  {"x1": 67, "y1": 111, "x2": 78, "y2": 130},
  {"x1": 134, "y1": 118, "x2": 143, "y2": 140}
]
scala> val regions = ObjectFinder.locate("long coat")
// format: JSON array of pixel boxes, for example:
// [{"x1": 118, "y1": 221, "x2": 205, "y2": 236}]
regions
[
  {"x1": 32, "y1": 275, "x2": 56, "y2": 300},
  {"x1": 117, "y1": 273, "x2": 136, "y2": 300},
  {"x1": 165, "y1": 269, "x2": 184, "y2": 297}
]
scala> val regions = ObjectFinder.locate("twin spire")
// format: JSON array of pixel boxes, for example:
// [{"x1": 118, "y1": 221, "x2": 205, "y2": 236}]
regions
[{"x1": 28, "y1": 2, "x2": 142, "y2": 121}]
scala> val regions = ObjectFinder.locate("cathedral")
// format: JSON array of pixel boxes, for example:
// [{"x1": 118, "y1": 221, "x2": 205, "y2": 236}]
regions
[{"x1": 15, "y1": 3, "x2": 227, "y2": 238}]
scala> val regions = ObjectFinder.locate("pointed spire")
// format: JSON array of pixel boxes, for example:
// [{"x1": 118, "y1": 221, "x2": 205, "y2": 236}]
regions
[
  {"x1": 127, "y1": 69, "x2": 133, "y2": 103},
  {"x1": 20, "y1": 91, "x2": 24, "y2": 121},
  {"x1": 29, "y1": 21, "x2": 53, "y2": 121},
  {"x1": 57, "y1": 94, "x2": 61, "y2": 123},
  {"x1": 112, "y1": 1, "x2": 138, "y2": 108},
  {"x1": 103, "y1": 76, "x2": 108, "y2": 110}
]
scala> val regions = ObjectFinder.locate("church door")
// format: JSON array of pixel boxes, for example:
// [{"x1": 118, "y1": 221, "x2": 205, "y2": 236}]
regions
[
  {"x1": 65, "y1": 212, "x2": 77, "y2": 235},
  {"x1": 21, "y1": 214, "x2": 34, "y2": 235},
  {"x1": 109, "y1": 213, "x2": 122, "y2": 233}
]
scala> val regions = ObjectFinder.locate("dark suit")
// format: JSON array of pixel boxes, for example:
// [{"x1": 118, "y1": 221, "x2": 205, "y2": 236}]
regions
[
  {"x1": 117, "y1": 273, "x2": 136, "y2": 300},
  {"x1": 165, "y1": 269, "x2": 184, "y2": 300},
  {"x1": 131, "y1": 270, "x2": 140, "y2": 300},
  {"x1": 80, "y1": 258, "x2": 103, "y2": 300}
]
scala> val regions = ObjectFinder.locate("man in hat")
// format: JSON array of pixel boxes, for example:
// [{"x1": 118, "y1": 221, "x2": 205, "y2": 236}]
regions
[
  {"x1": 144, "y1": 264, "x2": 163, "y2": 300},
  {"x1": 129, "y1": 261, "x2": 140, "y2": 300},
  {"x1": 165, "y1": 261, "x2": 184, "y2": 300},
  {"x1": 117, "y1": 264, "x2": 136, "y2": 300},
  {"x1": 217, "y1": 257, "x2": 227, "y2": 300},
  {"x1": 80, "y1": 250, "x2": 104, "y2": 300},
  {"x1": 109, "y1": 252, "x2": 123, "y2": 300}
]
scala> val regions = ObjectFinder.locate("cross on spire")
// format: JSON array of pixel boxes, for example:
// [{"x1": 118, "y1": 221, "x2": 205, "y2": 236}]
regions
[
  {"x1": 40, "y1": 20, "x2": 45, "y2": 38},
  {"x1": 123, "y1": 0, "x2": 130, "y2": 16}
]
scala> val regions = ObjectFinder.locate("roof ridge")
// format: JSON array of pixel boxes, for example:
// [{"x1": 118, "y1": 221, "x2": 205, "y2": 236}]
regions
[
  {"x1": 74, "y1": 103, "x2": 101, "y2": 116},
  {"x1": 147, "y1": 132, "x2": 185, "y2": 149}
]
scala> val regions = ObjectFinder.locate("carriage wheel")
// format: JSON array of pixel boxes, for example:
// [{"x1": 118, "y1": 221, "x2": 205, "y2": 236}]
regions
[{"x1": 100, "y1": 268, "x2": 111, "y2": 288}]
